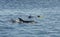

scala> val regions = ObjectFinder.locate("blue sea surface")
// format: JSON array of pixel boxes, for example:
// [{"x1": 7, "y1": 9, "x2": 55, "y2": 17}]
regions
[{"x1": 0, "y1": 0, "x2": 60, "y2": 37}]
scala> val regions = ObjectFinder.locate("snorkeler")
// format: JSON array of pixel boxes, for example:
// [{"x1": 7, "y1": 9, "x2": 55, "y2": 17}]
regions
[{"x1": 11, "y1": 18, "x2": 37, "y2": 23}]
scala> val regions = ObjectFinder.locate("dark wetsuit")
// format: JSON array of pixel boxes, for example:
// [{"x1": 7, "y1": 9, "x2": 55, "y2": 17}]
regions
[{"x1": 18, "y1": 18, "x2": 36, "y2": 23}]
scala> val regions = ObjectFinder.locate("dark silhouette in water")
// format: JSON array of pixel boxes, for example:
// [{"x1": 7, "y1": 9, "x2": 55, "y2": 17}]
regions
[
  {"x1": 18, "y1": 18, "x2": 37, "y2": 23},
  {"x1": 11, "y1": 15, "x2": 41, "y2": 23},
  {"x1": 11, "y1": 18, "x2": 37, "y2": 23}
]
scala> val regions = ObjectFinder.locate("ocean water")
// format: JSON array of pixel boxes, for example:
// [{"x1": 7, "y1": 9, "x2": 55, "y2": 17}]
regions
[{"x1": 0, "y1": 0, "x2": 60, "y2": 37}]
